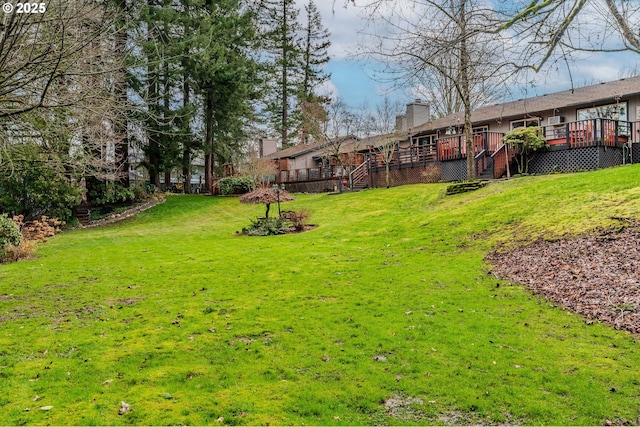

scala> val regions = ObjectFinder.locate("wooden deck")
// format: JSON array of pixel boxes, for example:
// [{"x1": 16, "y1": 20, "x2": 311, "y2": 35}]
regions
[{"x1": 274, "y1": 119, "x2": 638, "y2": 187}]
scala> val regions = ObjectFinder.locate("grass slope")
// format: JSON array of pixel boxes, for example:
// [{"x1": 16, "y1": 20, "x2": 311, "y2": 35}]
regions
[{"x1": 1, "y1": 165, "x2": 640, "y2": 425}]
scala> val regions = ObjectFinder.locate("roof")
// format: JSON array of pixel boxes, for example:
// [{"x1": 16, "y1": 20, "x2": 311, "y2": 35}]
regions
[
  {"x1": 412, "y1": 75, "x2": 640, "y2": 135},
  {"x1": 262, "y1": 135, "x2": 358, "y2": 160},
  {"x1": 261, "y1": 139, "x2": 329, "y2": 160}
]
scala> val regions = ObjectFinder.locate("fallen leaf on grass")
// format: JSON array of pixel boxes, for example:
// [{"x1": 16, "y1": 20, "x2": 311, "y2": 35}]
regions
[
  {"x1": 40, "y1": 406, "x2": 53, "y2": 411},
  {"x1": 216, "y1": 417, "x2": 224, "y2": 423},
  {"x1": 119, "y1": 401, "x2": 131, "y2": 415},
  {"x1": 32, "y1": 395, "x2": 40, "y2": 401}
]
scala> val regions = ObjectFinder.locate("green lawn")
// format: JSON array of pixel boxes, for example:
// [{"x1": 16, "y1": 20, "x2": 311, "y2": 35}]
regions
[{"x1": 2, "y1": 165, "x2": 640, "y2": 425}]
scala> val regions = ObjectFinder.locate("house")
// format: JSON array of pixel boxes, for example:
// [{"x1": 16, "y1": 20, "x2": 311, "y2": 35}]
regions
[
  {"x1": 265, "y1": 76, "x2": 640, "y2": 191},
  {"x1": 261, "y1": 135, "x2": 362, "y2": 192}
]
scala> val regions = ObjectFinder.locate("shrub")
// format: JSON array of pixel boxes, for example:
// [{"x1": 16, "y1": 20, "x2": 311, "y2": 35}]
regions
[
  {"x1": 283, "y1": 209, "x2": 311, "y2": 231},
  {"x1": 241, "y1": 217, "x2": 289, "y2": 236},
  {"x1": 2, "y1": 215, "x2": 64, "y2": 262},
  {"x1": 0, "y1": 161, "x2": 81, "y2": 222},
  {"x1": 0, "y1": 214, "x2": 22, "y2": 255},
  {"x1": 502, "y1": 126, "x2": 548, "y2": 174},
  {"x1": 4, "y1": 239, "x2": 37, "y2": 262},
  {"x1": 218, "y1": 176, "x2": 257, "y2": 195},
  {"x1": 14, "y1": 215, "x2": 64, "y2": 242},
  {"x1": 87, "y1": 181, "x2": 135, "y2": 205}
]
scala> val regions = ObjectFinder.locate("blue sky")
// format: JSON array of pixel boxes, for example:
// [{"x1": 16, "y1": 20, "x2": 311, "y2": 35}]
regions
[{"x1": 306, "y1": 0, "x2": 640, "y2": 115}]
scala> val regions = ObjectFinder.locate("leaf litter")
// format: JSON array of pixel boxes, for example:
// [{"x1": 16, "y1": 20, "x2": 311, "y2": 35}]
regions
[{"x1": 487, "y1": 219, "x2": 640, "y2": 333}]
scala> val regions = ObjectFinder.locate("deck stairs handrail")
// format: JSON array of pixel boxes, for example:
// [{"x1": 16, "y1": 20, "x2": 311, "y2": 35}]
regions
[
  {"x1": 349, "y1": 160, "x2": 369, "y2": 189},
  {"x1": 490, "y1": 143, "x2": 520, "y2": 179},
  {"x1": 474, "y1": 149, "x2": 493, "y2": 179}
]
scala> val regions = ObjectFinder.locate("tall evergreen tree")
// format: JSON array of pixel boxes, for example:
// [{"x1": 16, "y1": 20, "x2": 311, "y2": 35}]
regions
[
  {"x1": 188, "y1": 0, "x2": 258, "y2": 193},
  {"x1": 300, "y1": 0, "x2": 330, "y2": 101},
  {"x1": 135, "y1": 0, "x2": 200, "y2": 190},
  {"x1": 298, "y1": 0, "x2": 331, "y2": 143},
  {"x1": 258, "y1": 0, "x2": 302, "y2": 148}
]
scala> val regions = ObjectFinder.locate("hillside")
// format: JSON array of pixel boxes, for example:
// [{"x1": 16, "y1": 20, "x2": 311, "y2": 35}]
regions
[{"x1": 1, "y1": 164, "x2": 639, "y2": 425}]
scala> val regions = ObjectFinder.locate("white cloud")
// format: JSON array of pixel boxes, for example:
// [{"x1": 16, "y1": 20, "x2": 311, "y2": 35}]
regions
[{"x1": 317, "y1": 79, "x2": 339, "y2": 101}]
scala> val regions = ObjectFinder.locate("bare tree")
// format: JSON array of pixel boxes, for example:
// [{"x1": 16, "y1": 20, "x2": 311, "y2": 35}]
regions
[
  {"x1": 376, "y1": 133, "x2": 400, "y2": 188},
  {"x1": 319, "y1": 98, "x2": 358, "y2": 183},
  {"x1": 357, "y1": 0, "x2": 516, "y2": 180},
  {"x1": 0, "y1": 0, "x2": 130, "y2": 182},
  {"x1": 238, "y1": 155, "x2": 278, "y2": 188},
  {"x1": 500, "y1": 0, "x2": 640, "y2": 72}
]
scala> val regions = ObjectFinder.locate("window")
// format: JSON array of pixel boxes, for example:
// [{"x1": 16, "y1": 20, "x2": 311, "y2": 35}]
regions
[
  {"x1": 510, "y1": 118, "x2": 540, "y2": 130},
  {"x1": 577, "y1": 101, "x2": 628, "y2": 135},
  {"x1": 416, "y1": 135, "x2": 436, "y2": 146},
  {"x1": 577, "y1": 102, "x2": 627, "y2": 121}
]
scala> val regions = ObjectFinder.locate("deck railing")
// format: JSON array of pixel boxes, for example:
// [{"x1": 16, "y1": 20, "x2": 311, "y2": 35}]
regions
[
  {"x1": 491, "y1": 144, "x2": 521, "y2": 179},
  {"x1": 278, "y1": 166, "x2": 339, "y2": 183},
  {"x1": 542, "y1": 118, "x2": 632, "y2": 148},
  {"x1": 437, "y1": 132, "x2": 505, "y2": 161}
]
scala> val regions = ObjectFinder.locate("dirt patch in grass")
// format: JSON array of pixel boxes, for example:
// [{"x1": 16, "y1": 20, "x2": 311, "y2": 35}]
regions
[
  {"x1": 487, "y1": 219, "x2": 640, "y2": 334},
  {"x1": 382, "y1": 394, "x2": 428, "y2": 422}
]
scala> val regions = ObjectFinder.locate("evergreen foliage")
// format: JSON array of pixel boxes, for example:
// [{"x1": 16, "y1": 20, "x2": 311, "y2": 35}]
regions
[
  {"x1": 0, "y1": 214, "x2": 21, "y2": 254},
  {"x1": 217, "y1": 176, "x2": 258, "y2": 195},
  {"x1": 259, "y1": 0, "x2": 303, "y2": 148},
  {"x1": 258, "y1": 0, "x2": 330, "y2": 147},
  {"x1": 502, "y1": 126, "x2": 548, "y2": 174},
  {"x1": 0, "y1": 145, "x2": 82, "y2": 222}
]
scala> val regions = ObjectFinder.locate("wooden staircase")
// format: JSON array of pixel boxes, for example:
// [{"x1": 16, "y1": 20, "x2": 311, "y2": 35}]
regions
[
  {"x1": 475, "y1": 144, "x2": 520, "y2": 179},
  {"x1": 349, "y1": 160, "x2": 369, "y2": 191},
  {"x1": 73, "y1": 203, "x2": 91, "y2": 226}
]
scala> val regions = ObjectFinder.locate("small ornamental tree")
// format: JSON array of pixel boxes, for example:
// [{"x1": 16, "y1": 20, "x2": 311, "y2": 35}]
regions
[
  {"x1": 239, "y1": 187, "x2": 295, "y2": 219},
  {"x1": 502, "y1": 126, "x2": 547, "y2": 174}
]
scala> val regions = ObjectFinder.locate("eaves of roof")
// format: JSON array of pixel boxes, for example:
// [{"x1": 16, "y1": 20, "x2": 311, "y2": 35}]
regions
[{"x1": 263, "y1": 136, "x2": 358, "y2": 160}]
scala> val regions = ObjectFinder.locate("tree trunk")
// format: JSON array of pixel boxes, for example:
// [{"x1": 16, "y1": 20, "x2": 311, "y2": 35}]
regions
[
  {"x1": 148, "y1": 71, "x2": 161, "y2": 188},
  {"x1": 385, "y1": 163, "x2": 390, "y2": 188},
  {"x1": 164, "y1": 170, "x2": 172, "y2": 191},
  {"x1": 265, "y1": 202, "x2": 271, "y2": 218},
  {"x1": 114, "y1": 2, "x2": 129, "y2": 188},
  {"x1": 182, "y1": 77, "x2": 191, "y2": 194},
  {"x1": 458, "y1": 0, "x2": 476, "y2": 180},
  {"x1": 204, "y1": 90, "x2": 214, "y2": 193},
  {"x1": 281, "y1": 1, "x2": 289, "y2": 148},
  {"x1": 205, "y1": 153, "x2": 212, "y2": 194}
]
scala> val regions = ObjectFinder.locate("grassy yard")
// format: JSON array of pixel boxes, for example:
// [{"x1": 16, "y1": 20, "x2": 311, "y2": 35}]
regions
[{"x1": 2, "y1": 165, "x2": 640, "y2": 425}]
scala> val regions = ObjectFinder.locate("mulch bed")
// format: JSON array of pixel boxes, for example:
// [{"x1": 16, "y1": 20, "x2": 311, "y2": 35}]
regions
[{"x1": 486, "y1": 219, "x2": 640, "y2": 334}]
